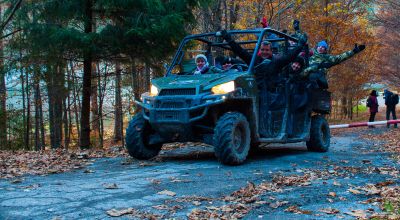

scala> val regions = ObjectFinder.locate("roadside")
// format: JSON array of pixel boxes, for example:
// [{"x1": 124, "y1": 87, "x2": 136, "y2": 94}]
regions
[{"x1": 1, "y1": 126, "x2": 399, "y2": 219}]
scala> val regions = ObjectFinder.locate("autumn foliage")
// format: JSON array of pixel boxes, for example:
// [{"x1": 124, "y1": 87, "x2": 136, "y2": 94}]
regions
[{"x1": 197, "y1": 0, "x2": 381, "y2": 120}]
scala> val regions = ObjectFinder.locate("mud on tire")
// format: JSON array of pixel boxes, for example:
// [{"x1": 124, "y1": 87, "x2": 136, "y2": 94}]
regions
[
  {"x1": 213, "y1": 112, "x2": 251, "y2": 165},
  {"x1": 125, "y1": 113, "x2": 162, "y2": 159},
  {"x1": 306, "y1": 115, "x2": 330, "y2": 152}
]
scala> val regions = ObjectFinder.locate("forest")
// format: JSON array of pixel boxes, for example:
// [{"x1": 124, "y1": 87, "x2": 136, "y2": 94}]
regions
[{"x1": 0, "y1": 0, "x2": 398, "y2": 151}]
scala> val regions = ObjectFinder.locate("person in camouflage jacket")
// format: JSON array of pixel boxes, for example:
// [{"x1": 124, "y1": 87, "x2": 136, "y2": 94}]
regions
[{"x1": 301, "y1": 40, "x2": 365, "y2": 88}]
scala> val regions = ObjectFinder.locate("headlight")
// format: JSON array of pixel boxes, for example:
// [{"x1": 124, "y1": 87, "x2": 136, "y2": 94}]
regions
[
  {"x1": 211, "y1": 81, "x2": 235, "y2": 94},
  {"x1": 150, "y1": 84, "x2": 159, "y2": 96}
]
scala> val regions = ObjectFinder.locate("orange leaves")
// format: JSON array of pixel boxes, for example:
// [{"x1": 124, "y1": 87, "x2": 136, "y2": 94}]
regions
[{"x1": 0, "y1": 147, "x2": 127, "y2": 179}]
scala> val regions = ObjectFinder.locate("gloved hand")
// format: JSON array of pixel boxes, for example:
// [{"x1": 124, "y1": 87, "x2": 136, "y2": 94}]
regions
[
  {"x1": 216, "y1": 30, "x2": 232, "y2": 42},
  {"x1": 353, "y1": 44, "x2": 366, "y2": 53},
  {"x1": 298, "y1": 33, "x2": 308, "y2": 46},
  {"x1": 293, "y1": 20, "x2": 300, "y2": 31}
]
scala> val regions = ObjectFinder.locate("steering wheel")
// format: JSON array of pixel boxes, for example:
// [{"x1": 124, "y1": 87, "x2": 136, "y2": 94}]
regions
[{"x1": 227, "y1": 63, "x2": 248, "y2": 72}]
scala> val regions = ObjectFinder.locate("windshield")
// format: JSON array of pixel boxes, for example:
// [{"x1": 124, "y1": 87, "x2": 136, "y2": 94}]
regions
[{"x1": 166, "y1": 29, "x2": 297, "y2": 76}]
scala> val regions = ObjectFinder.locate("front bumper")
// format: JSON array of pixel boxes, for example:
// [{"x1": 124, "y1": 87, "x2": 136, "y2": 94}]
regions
[{"x1": 136, "y1": 93, "x2": 226, "y2": 124}]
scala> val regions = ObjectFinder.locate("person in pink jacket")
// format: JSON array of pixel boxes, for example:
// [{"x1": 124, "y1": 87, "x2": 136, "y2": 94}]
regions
[{"x1": 367, "y1": 90, "x2": 379, "y2": 128}]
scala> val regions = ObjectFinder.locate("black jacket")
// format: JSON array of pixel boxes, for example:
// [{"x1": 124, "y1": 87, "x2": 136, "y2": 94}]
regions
[{"x1": 227, "y1": 40, "x2": 304, "y2": 89}]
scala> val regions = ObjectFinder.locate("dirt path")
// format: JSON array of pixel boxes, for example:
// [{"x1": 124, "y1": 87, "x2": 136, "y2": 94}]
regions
[{"x1": 0, "y1": 127, "x2": 399, "y2": 219}]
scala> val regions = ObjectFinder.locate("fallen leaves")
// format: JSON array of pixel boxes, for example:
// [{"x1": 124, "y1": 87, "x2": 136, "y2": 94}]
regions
[
  {"x1": 103, "y1": 183, "x2": 119, "y2": 189},
  {"x1": 328, "y1": 192, "x2": 337, "y2": 197},
  {"x1": 272, "y1": 174, "x2": 314, "y2": 187},
  {"x1": 0, "y1": 147, "x2": 128, "y2": 179},
  {"x1": 285, "y1": 205, "x2": 312, "y2": 215},
  {"x1": 269, "y1": 200, "x2": 289, "y2": 209},
  {"x1": 344, "y1": 210, "x2": 367, "y2": 218},
  {"x1": 319, "y1": 207, "x2": 340, "y2": 214},
  {"x1": 158, "y1": 190, "x2": 176, "y2": 197},
  {"x1": 106, "y1": 208, "x2": 135, "y2": 217},
  {"x1": 106, "y1": 208, "x2": 161, "y2": 219},
  {"x1": 348, "y1": 188, "x2": 362, "y2": 195},
  {"x1": 187, "y1": 203, "x2": 250, "y2": 220}
]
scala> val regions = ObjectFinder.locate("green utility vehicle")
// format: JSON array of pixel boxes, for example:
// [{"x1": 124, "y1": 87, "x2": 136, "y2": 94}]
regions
[{"x1": 125, "y1": 29, "x2": 331, "y2": 165}]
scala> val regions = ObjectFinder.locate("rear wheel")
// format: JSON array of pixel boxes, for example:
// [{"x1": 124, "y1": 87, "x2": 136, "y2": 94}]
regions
[
  {"x1": 125, "y1": 113, "x2": 162, "y2": 159},
  {"x1": 306, "y1": 115, "x2": 330, "y2": 152},
  {"x1": 213, "y1": 112, "x2": 251, "y2": 165}
]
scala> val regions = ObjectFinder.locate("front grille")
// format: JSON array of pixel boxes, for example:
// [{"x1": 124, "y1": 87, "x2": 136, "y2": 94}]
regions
[
  {"x1": 155, "y1": 101, "x2": 184, "y2": 108},
  {"x1": 159, "y1": 88, "x2": 196, "y2": 96},
  {"x1": 157, "y1": 111, "x2": 180, "y2": 121}
]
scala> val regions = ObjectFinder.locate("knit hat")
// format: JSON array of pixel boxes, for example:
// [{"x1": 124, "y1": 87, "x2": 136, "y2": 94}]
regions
[
  {"x1": 195, "y1": 54, "x2": 207, "y2": 63},
  {"x1": 317, "y1": 40, "x2": 328, "y2": 49}
]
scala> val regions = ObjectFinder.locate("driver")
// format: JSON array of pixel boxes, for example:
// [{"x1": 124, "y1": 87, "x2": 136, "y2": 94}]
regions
[
  {"x1": 193, "y1": 54, "x2": 222, "y2": 74},
  {"x1": 221, "y1": 57, "x2": 245, "y2": 71}
]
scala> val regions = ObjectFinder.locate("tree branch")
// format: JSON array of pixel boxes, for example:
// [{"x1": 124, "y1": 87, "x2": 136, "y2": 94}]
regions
[{"x1": 0, "y1": 0, "x2": 23, "y2": 32}]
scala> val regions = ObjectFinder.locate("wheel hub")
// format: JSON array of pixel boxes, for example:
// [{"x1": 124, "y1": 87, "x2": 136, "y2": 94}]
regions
[{"x1": 233, "y1": 125, "x2": 245, "y2": 153}]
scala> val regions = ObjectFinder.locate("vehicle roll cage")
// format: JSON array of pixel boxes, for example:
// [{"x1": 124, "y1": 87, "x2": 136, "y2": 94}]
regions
[{"x1": 166, "y1": 28, "x2": 300, "y2": 76}]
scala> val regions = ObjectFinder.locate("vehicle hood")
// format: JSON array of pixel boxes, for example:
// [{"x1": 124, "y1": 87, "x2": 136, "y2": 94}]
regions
[{"x1": 152, "y1": 72, "x2": 250, "y2": 92}]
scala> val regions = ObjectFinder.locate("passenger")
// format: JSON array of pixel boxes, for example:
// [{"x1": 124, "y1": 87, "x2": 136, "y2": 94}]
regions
[
  {"x1": 218, "y1": 30, "x2": 308, "y2": 83},
  {"x1": 218, "y1": 27, "x2": 308, "y2": 137},
  {"x1": 304, "y1": 41, "x2": 366, "y2": 88},
  {"x1": 288, "y1": 56, "x2": 305, "y2": 76},
  {"x1": 193, "y1": 54, "x2": 222, "y2": 75}
]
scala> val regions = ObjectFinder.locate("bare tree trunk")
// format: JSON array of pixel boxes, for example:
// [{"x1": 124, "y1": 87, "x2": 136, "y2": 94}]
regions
[
  {"x1": 71, "y1": 62, "x2": 81, "y2": 143},
  {"x1": 20, "y1": 64, "x2": 28, "y2": 149},
  {"x1": 229, "y1": 0, "x2": 239, "y2": 30},
  {"x1": 34, "y1": 66, "x2": 41, "y2": 151},
  {"x1": 63, "y1": 98, "x2": 69, "y2": 150},
  {"x1": 66, "y1": 66, "x2": 72, "y2": 149},
  {"x1": 91, "y1": 62, "x2": 99, "y2": 147},
  {"x1": 113, "y1": 62, "x2": 123, "y2": 142},
  {"x1": 46, "y1": 64, "x2": 64, "y2": 149},
  {"x1": 46, "y1": 64, "x2": 56, "y2": 148},
  {"x1": 39, "y1": 90, "x2": 45, "y2": 148},
  {"x1": 80, "y1": 0, "x2": 93, "y2": 149},
  {"x1": 97, "y1": 66, "x2": 104, "y2": 148},
  {"x1": 90, "y1": 16, "x2": 99, "y2": 146},
  {"x1": 55, "y1": 65, "x2": 64, "y2": 148},
  {"x1": 144, "y1": 63, "x2": 151, "y2": 91},
  {"x1": 25, "y1": 66, "x2": 31, "y2": 150},
  {"x1": 0, "y1": 4, "x2": 6, "y2": 150},
  {"x1": 97, "y1": 63, "x2": 108, "y2": 148},
  {"x1": 349, "y1": 96, "x2": 353, "y2": 120}
]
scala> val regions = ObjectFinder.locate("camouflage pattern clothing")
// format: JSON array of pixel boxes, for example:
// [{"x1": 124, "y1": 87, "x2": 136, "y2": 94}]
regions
[{"x1": 300, "y1": 48, "x2": 355, "y2": 77}]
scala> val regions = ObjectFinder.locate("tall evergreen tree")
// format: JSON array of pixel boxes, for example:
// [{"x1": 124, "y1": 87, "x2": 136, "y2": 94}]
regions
[{"x1": 11, "y1": 0, "x2": 207, "y2": 148}]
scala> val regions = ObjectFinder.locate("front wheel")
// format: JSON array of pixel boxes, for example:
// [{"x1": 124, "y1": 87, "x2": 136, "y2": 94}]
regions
[
  {"x1": 306, "y1": 115, "x2": 330, "y2": 152},
  {"x1": 125, "y1": 113, "x2": 162, "y2": 159},
  {"x1": 213, "y1": 112, "x2": 251, "y2": 165}
]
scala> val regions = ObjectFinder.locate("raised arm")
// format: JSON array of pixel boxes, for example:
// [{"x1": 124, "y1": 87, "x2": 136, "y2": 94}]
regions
[
  {"x1": 326, "y1": 44, "x2": 365, "y2": 65},
  {"x1": 219, "y1": 30, "x2": 253, "y2": 65},
  {"x1": 274, "y1": 33, "x2": 308, "y2": 70}
]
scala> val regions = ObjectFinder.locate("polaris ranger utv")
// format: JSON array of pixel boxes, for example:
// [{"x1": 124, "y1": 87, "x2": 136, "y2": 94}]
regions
[{"x1": 125, "y1": 28, "x2": 331, "y2": 165}]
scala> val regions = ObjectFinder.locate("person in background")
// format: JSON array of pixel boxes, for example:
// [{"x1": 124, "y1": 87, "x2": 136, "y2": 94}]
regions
[
  {"x1": 367, "y1": 90, "x2": 379, "y2": 128},
  {"x1": 384, "y1": 89, "x2": 398, "y2": 128},
  {"x1": 193, "y1": 54, "x2": 222, "y2": 75}
]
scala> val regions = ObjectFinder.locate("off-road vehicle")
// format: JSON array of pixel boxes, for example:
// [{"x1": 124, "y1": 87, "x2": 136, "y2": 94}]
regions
[{"x1": 125, "y1": 28, "x2": 331, "y2": 165}]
